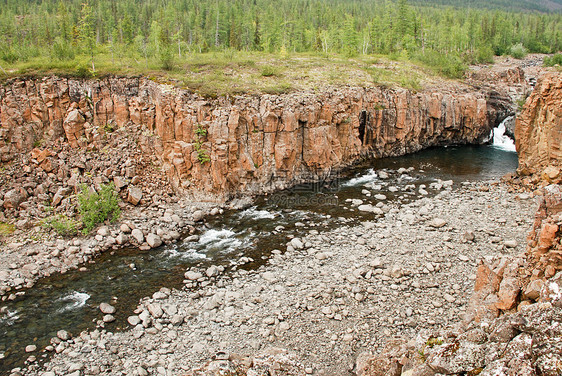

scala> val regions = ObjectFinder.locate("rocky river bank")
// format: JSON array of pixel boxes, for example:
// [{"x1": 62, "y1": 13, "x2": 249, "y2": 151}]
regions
[
  {"x1": 11, "y1": 180, "x2": 537, "y2": 376},
  {"x1": 1, "y1": 56, "x2": 560, "y2": 376}
]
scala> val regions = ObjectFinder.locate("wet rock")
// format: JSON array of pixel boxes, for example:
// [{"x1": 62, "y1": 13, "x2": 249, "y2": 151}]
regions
[
  {"x1": 192, "y1": 210, "x2": 204, "y2": 222},
  {"x1": 99, "y1": 303, "x2": 116, "y2": 314},
  {"x1": 57, "y1": 330, "x2": 70, "y2": 341},
  {"x1": 103, "y1": 314, "x2": 115, "y2": 323},
  {"x1": 146, "y1": 233, "x2": 162, "y2": 248}
]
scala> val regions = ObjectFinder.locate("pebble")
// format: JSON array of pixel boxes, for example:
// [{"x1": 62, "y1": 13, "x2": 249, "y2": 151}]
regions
[
  {"x1": 16, "y1": 183, "x2": 535, "y2": 376},
  {"x1": 504, "y1": 240, "x2": 518, "y2": 248},
  {"x1": 103, "y1": 314, "x2": 116, "y2": 323},
  {"x1": 185, "y1": 271, "x2": 203, "y2": 280},
  {"x1": 99, "y1": 302, "x2": 116, "y2": 314},
  {"x1": 128, "y1": 316, "x2": 141, "y2": 326}
]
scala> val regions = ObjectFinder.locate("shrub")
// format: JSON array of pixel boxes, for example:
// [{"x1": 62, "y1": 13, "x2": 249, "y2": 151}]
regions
[
  {"x1": 413, "y1": 50, "x2": 466, "y2": 79},
  {"x1": 544, "y1": 53, "x2": 562, "y2": 67},
  {"x1": 77, "y1": 183, "x2": 120, "y2": 234},
  {"x1": 51, "y1": 37, "x2": 76, "y2": 61},
  {"x1": 509, "y1": 43, "x2": 527, "y2": 59},
  {"x1": 476, "y1": 45, "x2": 495, "y2": 64},
  {"x1": 42, "y1": 215, "x2": 79, "y2": 236}
]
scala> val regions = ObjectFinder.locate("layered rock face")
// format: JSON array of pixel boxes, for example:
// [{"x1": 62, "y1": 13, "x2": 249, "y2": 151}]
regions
[
  {"x1": 0, "y1": 77, "x2": 511, "y2": 200},
  {"x1": 515, "y1": 73, "x2": 562, "y2": 177}
]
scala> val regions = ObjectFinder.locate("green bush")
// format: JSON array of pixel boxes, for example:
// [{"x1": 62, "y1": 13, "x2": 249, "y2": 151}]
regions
[
  {"x1": 544, "y1": 54, "x2": 562, "y2": 67},
  {"x1": 476, "y1": 45, "x2": 495, "y2": 64},
  {"x1": 509, "y1": 43, "x2": 527, "y2": 59},
  {"x1": 42, "y1": 215, "x2": 79, "y2": 236},
  {"x1": 413, "y1": 50, "x2": 466, "y2": 79},
  {"x1": 51, "y1": 37, "x2": 76, "y2": 61},
  {"x1": 77, "y1": 183, "x2": 120, "y2": 234}
]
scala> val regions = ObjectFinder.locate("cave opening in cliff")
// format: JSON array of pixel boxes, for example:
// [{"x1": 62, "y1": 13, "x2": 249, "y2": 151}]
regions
[{"x1": 358, "y1": 110, "x2": 368, "y2": 145}]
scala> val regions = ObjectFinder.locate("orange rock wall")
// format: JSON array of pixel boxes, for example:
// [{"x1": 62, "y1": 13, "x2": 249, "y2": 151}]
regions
[
  {"x1": 0, "y1": 77, "x2": 510, "y2": 200},
  {"x1": 515, "y1": 73, "x2": 562, "y2": 174}
]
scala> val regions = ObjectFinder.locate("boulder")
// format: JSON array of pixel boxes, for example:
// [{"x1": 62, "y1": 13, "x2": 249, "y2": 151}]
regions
[
  {"x1": 146, "y1": 233, "x2": 162, "y2": 248},
  {"x1": 3, "y1": 187, "x2": 28, "y2": 209},
  {"x1": 63, "y1": 109, "x2": 86, "y2": 148},
  {"x1": 99, "y1": 302, "x2": 116, "y2": 314},
  {"x1": 127, "y1": 187, "x2": 143, "y2": 206}
]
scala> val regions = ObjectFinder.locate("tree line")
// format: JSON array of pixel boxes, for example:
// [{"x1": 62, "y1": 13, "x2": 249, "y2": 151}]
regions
[{"x1": 0, "y1": 0, "x2": 560, "y2": 75}]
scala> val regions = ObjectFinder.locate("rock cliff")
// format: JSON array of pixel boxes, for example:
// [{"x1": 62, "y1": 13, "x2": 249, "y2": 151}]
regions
[
  {"x1": 0, "y1": 76, "x2": 512, "y2": 201},
  {"x1": 515, "y1": 73, "x2": 562, "y2": 178}
]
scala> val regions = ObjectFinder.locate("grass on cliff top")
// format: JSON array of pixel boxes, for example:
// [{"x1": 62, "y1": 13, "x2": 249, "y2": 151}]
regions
[{"x1": 1, "y1": 50, "x2": 445, "y2": 97}]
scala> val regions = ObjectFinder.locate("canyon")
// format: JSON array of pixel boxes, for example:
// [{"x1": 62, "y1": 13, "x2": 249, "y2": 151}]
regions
[
  {"x1": 0, "y1": 67, "x2": 519, "y2": 203},
  {"x1": 0, "y1": 56, "x2": 560, "y2": 376}
]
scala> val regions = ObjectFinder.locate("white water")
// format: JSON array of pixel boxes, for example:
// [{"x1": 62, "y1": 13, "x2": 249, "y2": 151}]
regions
[
  {"x1": 0, "y1": 310, "x2": 19, "y2": 326},
  {"x1": 197, "y1": 229, "x2": 244, "y2": 253},
  {"x1": 163, "y1": 247, "x2": 208, "y2": 260},
  {"x1": 492, "y1": 117, "x2": 517, "y2": 152},
  {"x1": 343, "y1": 169, "x2": 379, "y2": 186},
  {"x1": 238, "y1": 207, "x2": 277, "y2": 220},
  {"x1": 57, "y1": 291, "x2": 90, "y2": 313}
]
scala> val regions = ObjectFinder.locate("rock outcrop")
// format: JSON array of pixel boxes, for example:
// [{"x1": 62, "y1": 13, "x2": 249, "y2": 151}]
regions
[
  {"x1": 515, "y1": 73, "x2": 562, "y2": 177},
  {"x1": 356, "y1": 184, "x2": 562, "y2": 376},
  {"x1": 1, "y1": 76, "x2": 512, "y2": 201}
]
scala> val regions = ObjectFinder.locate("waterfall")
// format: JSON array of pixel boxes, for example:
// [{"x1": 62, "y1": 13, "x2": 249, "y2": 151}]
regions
[{"x1": 492, "y1": 116, "x2": 516, "y2": 152}]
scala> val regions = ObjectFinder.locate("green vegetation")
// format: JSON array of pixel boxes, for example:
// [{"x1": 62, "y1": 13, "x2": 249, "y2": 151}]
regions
[
  {"x1": 77, "y1": 183, "x2": 121, "y2": 234},
  {"x1": 42, "y1": 215, "x2": 79, "y2": 236},
  {"x1": 509, "y1": 43, "x2": 528, "y2": 59},
  {"x1": 193, "y1": 124, "x2": 211, "y2": 164},
  {"x1": 544, "y1": 53, "x2": 562, "y2": 66},
  {"x1": 261, "y1": 65, "x2": 282, "y2": 77},
  {"x1": 0, "y1": 222, "x2": 15, "y2": 236},
  {"x1": 0, "y1": 0, "x2": 560, "y2": 92}
]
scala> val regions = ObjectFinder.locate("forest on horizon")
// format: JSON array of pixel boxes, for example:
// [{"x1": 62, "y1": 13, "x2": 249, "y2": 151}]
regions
[{"x1": 0, "y1": 0, "x2": 560, "y2": 83}]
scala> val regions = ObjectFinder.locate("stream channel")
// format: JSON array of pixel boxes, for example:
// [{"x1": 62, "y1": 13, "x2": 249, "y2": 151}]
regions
[{"x1": 0, "y1": 127, "x2": 517, "y2": 374}]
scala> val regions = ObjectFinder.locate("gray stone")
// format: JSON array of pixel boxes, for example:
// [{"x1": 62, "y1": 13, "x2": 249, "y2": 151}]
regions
[
  {"x1": 185, "y1": 271, "x2": 203, "y2": 280},
  {"x1": 429, "y1": 218, "x2": 448, "y2": 228},
  {"x1": 57, "y1": 330, "x2": 70, "y2": 341},
  {"x1": 131, "y1": 229, "x2": 144, "y2": 243},
  {"x1": 103, "y1": 314, "x2": 116, "y2": 323},
  {"x1": 146, "y1": 233, "x2": 162, "y2": 248},
  {"x1": 99, "y1": 302, "x2": 116, "y2": 314},
  {"x1": 128, "y1": 315, "x2": 141, "y2": 326},
  {"x1": 192, "y1": 210, "x2": 204, "y2": 222},
  {"x1": 504, "y1": 240, "x2": 518, "y2": 248}
]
